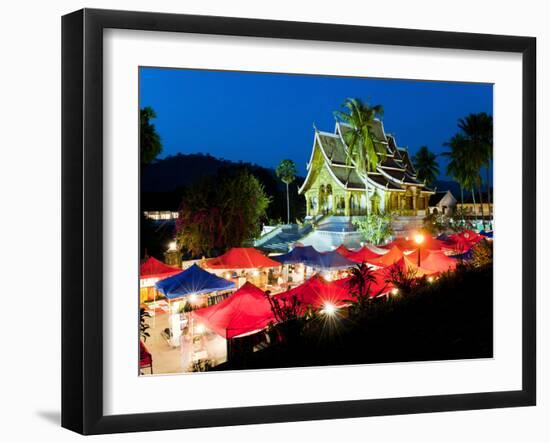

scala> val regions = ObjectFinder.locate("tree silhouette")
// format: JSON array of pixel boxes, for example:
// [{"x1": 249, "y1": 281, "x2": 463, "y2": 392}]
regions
[
  {"x1": 412, "y1": 146, "x2": 439, "y2": 186},
  {"x1": 140, "y1": 106, "x2": 162, "y2": 167},
  {"x1": 276, "y1": 159, "x2": 297, "y2": 224}
]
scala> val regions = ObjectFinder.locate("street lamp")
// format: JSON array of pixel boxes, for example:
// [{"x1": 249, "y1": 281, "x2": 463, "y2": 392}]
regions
[{"x1": 414, "y1": 232, "x2": 425, "y2": 267}]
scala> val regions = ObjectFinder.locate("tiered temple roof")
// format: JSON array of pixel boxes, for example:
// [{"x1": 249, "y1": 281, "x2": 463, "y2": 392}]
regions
[{"x1": 299, "y1": 120, "x2": 433, "y2": 194}]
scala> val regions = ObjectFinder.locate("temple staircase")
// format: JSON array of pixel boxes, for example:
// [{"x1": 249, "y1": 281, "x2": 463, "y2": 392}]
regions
[{"x1": 391, "y1": 215, "x2": 424, "y2": 238}]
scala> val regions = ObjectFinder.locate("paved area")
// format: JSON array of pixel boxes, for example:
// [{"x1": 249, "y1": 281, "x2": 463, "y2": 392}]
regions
[{"x1": 141, "y1": 312, "x2": 186, "y2": 375}]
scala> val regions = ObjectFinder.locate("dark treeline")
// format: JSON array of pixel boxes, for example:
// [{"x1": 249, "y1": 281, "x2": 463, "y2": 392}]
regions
[
  {"x1": 140, "y1": 153, "x2": 306, "y2": 258},
  {"x1": 141, "y1": 153, "x2": 305, "y2": 223}
]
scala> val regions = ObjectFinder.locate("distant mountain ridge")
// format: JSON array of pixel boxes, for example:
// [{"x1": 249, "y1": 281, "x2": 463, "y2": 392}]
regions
[
  {"x1": 141, "y1": 152, "x2": 306, "y2": 222},
  {"x1": 142, "y1": 153, "x2": 244, "y2": 192}
]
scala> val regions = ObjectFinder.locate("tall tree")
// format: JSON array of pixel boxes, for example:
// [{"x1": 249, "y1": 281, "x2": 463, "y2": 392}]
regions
[
  {"x1": 457, "y1": 113, "x2": 493, "y2": 227},
  {"x1": 444, "y1": 125, "x2": 488, "y2": 228},
  {"x1": 175, "y1": 168, "x2": 270, "y2": 257},
  {"x1": 443, "y1": 134, "x2": 470, "y2": 223},
  {"x1": 275, "y1": 159, "x2": 297, "y2": 224},
  {"x1": 140, "y1": 106, "x2": 162, "y2": 167},
  {"x1": 334, "y1": 98, "x2": 384, "y2": 215},
  {"x1": 412, "y1": 146, "x2": 440, "y2": 185}
]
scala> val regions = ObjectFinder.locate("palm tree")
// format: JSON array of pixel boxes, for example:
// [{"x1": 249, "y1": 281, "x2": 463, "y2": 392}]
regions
[
  {"x1": 457, "y1": 113, "x2": 493, "y2": 226},
  {"x1": 444, "y1": 131, "x2": 485, "y2": 227},
  {"x1": 412, "y1": 146, "x2": 439, "y2": 185},
  {"x1": 276, "y1": 159, "x2": 297, "y2": 224},
  {"x1": 347, "y1": 263, "x2": 380, "y2": 313},
  {"x1": 334, "y1": 98, "x2": 384, "y2": 216},
  {"x1": 443, "y1": 134, "x2": 469, "y2": 223}
]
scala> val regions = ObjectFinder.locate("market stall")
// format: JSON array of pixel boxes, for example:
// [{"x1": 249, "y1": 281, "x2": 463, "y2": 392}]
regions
[
  {"x1": 139, "y1": 256, "x2": 181, "y2": 303},
  {"x1": 203, "y1": 247, "x2": 282, "y2": 289},
  {"x1": 190, "y1": 282, "x2": 275, "y2": 368},
  {"x1": 155, "y1": 264, "x2": 236, "y2": 347}
]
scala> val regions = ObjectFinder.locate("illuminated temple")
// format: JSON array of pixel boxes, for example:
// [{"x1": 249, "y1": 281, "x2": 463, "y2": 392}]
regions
[
  {"x1": 256, "y1": 119, "x2": 435, "y2": 252},
  {"x1": 299, "y1": 120, "x2": 434, "y2": 217}
]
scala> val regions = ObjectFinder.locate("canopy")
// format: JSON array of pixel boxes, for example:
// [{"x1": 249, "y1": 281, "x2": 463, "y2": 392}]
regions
[
  {"x1": 275, "y1": 274, "x2": 353, "y2": 309},
  {"x1": 273, "y1": 245, "x2": 322, "y2": 265},
  {"x1": 342, "y1": 270, "x2": 392, "y2": 298},
  {"x1": 368, "y1": 246, "x2": 404, "y2": 267},
  {"x1": 381, "y1": 238, "x2": 414, "y2": 251},
  {"x1": 346, "y1": 245, "x2": 383, "y2": 263},
  {"x1": 155, "y1": 264, "x2": 236, "y2": 300},
  {"x1": 192, "y1": 282, "x2": 274, "y2": 339},
  {"x1": 419, "y1": 236, "x2": 446, "y2": 251},
  {"x1": 383, "y1": 235, "x2": 444, "y2": 252},
  {"x1": 444, "y1": 230, "x2": 483, "y2": 253},
  {"x1": 335, "y1": 245, "x2": 355, "y2": 258},
  {"x1": 418, "y1": 250, "x2": 457, "y2": 273},
  {"x1": 385, "y1": 256, "x2": 437, "y2": 278},
  {"x1": 276, "y1": 272, "x2": 391, "y2": 310},
  {"x1": 304, "y1": 250, "x2": 356, "y2": 270},
  {"x1": 140, "y1": 257, "x2": 181, "y2": 280},
  {"x1": 203, "y1": 247, "x2": 281, "y2": 269},
  {"x1": 449, "y1": 229, "x2": 484, "y2": 244}
]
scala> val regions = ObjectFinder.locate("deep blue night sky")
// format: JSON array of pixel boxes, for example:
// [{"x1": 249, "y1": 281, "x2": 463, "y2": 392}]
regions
[{"x1": 139, "y1": 67, "x2": 493, "y2": 179}]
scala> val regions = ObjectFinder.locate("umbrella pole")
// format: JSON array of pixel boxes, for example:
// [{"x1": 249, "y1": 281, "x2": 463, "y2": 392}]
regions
[{"x1": 152, "y1": 288, "x2": 156, "y2": 328}]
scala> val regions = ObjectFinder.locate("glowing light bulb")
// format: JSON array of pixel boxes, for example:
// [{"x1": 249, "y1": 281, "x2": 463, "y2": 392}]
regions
[
  {"x1": 391, "y1": 288, "x2": 399, "y2": 296},
  {"x1": 414, "y1": 233, "x2": 425, "y2": 245},
  {"x1": 322, "y1": 302, "x2": 337, "y2": 316}
]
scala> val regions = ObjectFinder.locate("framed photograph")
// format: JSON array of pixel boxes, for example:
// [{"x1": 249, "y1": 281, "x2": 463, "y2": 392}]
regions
[{"x1": 62, "y1": 8, "x2": 536, "y2": 435}]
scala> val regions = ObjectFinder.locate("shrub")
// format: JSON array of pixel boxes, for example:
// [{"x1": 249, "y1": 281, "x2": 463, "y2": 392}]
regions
[
  {"x1": 470, "y1": 239, "x2": 493, "y2": 268},
  {"x1": 353, "y1": 213, "x2": 394, "y2": 245}
]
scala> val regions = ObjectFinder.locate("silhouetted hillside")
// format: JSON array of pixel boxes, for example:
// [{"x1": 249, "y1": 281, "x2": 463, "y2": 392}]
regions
[{"x1": 141, "y1": 153, "x2": 306, "y2": 223}]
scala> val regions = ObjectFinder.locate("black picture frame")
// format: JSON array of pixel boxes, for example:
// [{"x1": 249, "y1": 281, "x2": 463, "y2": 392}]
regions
[{"x1": 62, "y1": 8, "x2": 537, "y2": 435}]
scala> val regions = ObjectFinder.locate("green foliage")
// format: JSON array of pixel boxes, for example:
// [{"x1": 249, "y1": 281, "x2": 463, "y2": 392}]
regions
[
  {"x1": 175, "y1": 168, "x2": 271, "y2": 257},
  {"x1": 275, "y1": 159, "x2": 297, "y2": 185},
  {"x1": 334, "y1": 98, "x2": 385, "y2": 176},
  {"x1": 423, "y1": 211, "x2": 466, "y2": 235},
  {"x1": 352, "y1": 213, "x2": 393, "y2": 245},
  {"x1": 265, "y1": 293, "x2": 303, "y2": 324},
  {"x1": 265, "y1": 293, "x2": 308, "y2": 345},
  {"x1": 140, "y1": 308, "x2": 151, "y2": 342},
  {"x1": 334, "y1": 98, "x2": 384, "y2": 216},
  {"x1": 412, "y1": 146, "x2": 439, "y2": 185},
  {"x1": 444, "y1": 113, "x2": 493, "y2": 228},
  {"x1": 346, "y1": 263, "x2": 386, "y2": 315},
  {"x1": 384, "y1": 262, "x2": 422, "y2": 295},
  {"x1": 140, "y1": 107, "x2": 162, "y2": 166},
  {"x1": 470, "y1": 239, "x2": 493, "y2": 268}
]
